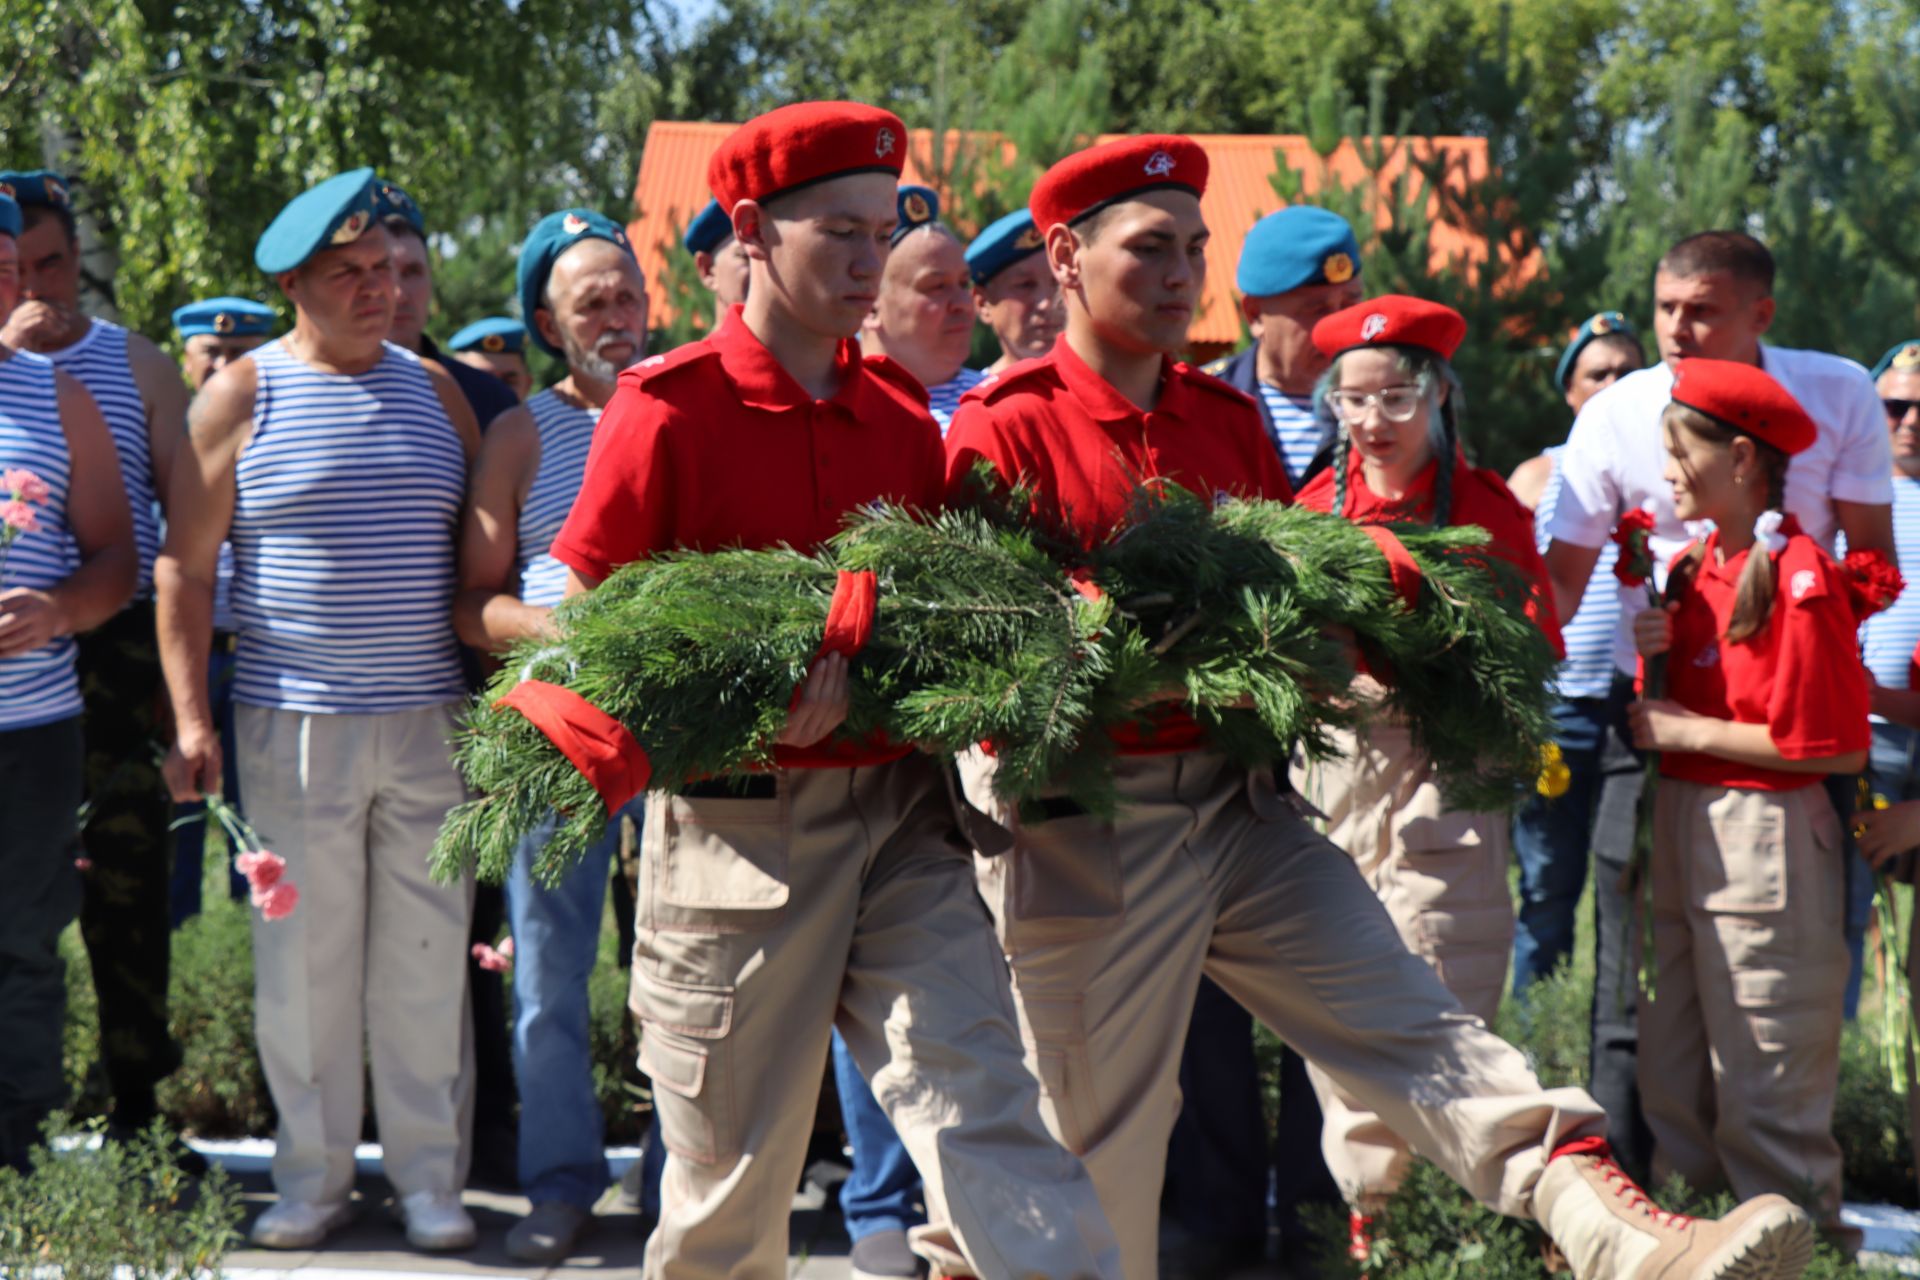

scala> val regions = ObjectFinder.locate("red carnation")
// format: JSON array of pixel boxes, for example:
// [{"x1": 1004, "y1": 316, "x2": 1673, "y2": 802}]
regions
[
  {"x1": 1611, "y1": 507, "x2": 1658, "y2": 588},
  {"x1": 1843, "y1": 548, "x2": 1905, "y2": 620}
]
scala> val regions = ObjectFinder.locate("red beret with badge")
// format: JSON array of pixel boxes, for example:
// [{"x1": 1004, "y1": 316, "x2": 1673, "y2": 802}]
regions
[
  {"x1": 708, "y1": 101, "x2": 908, "y2": 210},
  {"x1": 1669, "y1": 358, "x2": 1817, "y2": 456},
  {"x1": 1312, "y1": 295, "x2": 1468, "y2": 361},
  {"x1": 1029, "y1": 134, "x2": 1209, "y2": 233}
]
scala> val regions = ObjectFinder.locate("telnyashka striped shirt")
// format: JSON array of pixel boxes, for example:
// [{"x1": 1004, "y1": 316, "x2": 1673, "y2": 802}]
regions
[
  {"x1": 1258, "y1": 382, "x2": 1326, "y2": 488},
  {"x1": 44, "y1": 318, "x2": 159, "y2": 599},
  {"x1": 518, "y1": 388, "x2": 600, "y2": 608},
  {"x1": 1536, "y1": 446, "x2": 1622, "y2": 700},
  {"x1": 929, "y1": 368, "x2": 986, "y2": 433},
  {"x1": 1860, "y1": 474, "x2": 1920, "y2": 709},
  {"x1": 0, "y1": 351, "x2": 81, "y2": 729},
  {"x1": 230, "y1": 340, "x2": 466, "y2": 713}
]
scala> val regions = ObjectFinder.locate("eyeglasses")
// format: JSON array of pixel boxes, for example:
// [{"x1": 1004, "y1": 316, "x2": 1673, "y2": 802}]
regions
[
  {"x1": 1885, "y1": 398, "x2": 1920, "y2": 422},
  {"x1": 1328, "y1": 387, "x2": 1426, "y2": 422}
]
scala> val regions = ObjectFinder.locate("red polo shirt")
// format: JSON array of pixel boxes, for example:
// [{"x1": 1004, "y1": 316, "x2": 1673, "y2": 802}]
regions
[
  {"x1": 552, "y1": 305, "x2": 944, "y2": 768},
  {"x1": 1296, "y1": 450, "x2": 1565, "y2": 657},
  {"x1": 1657, "y1": 520, "x2": 1870, "y2": 791},
  {"x1": 944, "y1": 338, "x2": 1293, "y2": 754}
]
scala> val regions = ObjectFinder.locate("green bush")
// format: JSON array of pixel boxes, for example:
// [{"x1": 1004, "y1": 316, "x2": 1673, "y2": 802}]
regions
[
  {"x1": 0, "y1": 1116, "x2": 242, "y2": 1280},
  {"x1": 158, "y1": 901, "x2": 273, "y2": 1138}
]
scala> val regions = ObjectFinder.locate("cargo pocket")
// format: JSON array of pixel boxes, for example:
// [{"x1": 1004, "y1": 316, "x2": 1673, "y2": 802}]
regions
[
  {"x1": 645, "y1": 786, "x2": 791, "y2": 934},
  {"x1": 1004, "y1": 797, "x2": 1123, "y2": 949},
  {"x1": 1020, "y1": 995, "x2": 1098, "y2": 1156},
  {"x1": 632, "y1": 969, "x2": 736, "y2": 1165},
  {"x1": 1690, "y1": 794, "x2": 1787, "y2": 914}
]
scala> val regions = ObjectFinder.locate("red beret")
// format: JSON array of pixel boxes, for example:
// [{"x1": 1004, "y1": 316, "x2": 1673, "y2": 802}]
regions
[
  {"x1": 1030, "y1": 135, "x2": 1209, "y2": 233},
  {"x1": 708, "y1": 101, "x2": 907, "y2": 210},
  {"x1": 1669, "y1": 358, "x2": 1817, "y2": 456},
  {"x1": 1313, "y1": 295, "x2": 1467, "y2": 361}
]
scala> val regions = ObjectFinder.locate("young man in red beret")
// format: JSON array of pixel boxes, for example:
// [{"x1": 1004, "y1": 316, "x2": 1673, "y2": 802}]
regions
[
  {"x1": 942, "y1": 136, "x2": 1815, "y2": 1280},
  {"x1": 550, "y1": 101, "x2": 1118, "y2": 1280}
]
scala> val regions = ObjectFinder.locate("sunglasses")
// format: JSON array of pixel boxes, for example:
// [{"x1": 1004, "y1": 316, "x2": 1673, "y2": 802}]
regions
[{"x1": 1885, "y1": 398, "x2": 1920, "y2": 421}]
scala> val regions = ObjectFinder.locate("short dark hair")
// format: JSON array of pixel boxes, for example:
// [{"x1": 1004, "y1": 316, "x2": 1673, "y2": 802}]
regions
[
  {"x1": 1657, "y1": 231, "x2": 1774, "y2": 296},
  {"x1": 21, "y1": 202, "x2": 76, "y2": 245},
  {"x1": 380, "y1": 213, "x2": 425, "y2": 245}
]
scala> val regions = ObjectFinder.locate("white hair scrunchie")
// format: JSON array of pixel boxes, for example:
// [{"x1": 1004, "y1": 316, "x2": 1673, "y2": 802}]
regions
[{"x1": 1753, "y1": 509, "x2": 1787, "y2": 555}]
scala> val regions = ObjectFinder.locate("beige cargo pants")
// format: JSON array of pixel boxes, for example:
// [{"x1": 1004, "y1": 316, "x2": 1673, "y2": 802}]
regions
[
  {"x1": 1291, "y1": 720, "x2": 1518, "y2": 1207},
  {"x1": 1640, "y1": 778, "x2": 1847, "y2": 1222},
  {"x1": 630, "y1": 754, "x2": 1119, "y2": 1280},
  {"x1": 958, "y1": 747, "x2": 1605, "y2": 1279}
]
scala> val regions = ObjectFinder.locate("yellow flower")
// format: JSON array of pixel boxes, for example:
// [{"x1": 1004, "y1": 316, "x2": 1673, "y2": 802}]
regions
[{"x1": 1536, "y1": 742, "x2": 1570, "y2": 798}]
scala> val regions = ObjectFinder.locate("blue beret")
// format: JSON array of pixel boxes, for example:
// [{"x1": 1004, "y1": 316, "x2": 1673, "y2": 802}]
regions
[
  {"x1": 448, "y1": 317, "x2": 527, "y2": 355},
  {"x1": 892, "y1": 185, "x2": 940, "y2": 247},
  {"x1": 1554, "y1": 311, "x2": 1640, "y2": 390},
  {"x1": 1871, "y1": 341, "x2": 1920, "y2": 381},
  {"x1": 965, "y1": 209, "x2": 1045, "y2": 285},
  {"x1": 372, "y1": 178, "x2": 425, "y2": 234},
  {"x1": 254, "y1": 168, "x2": 380, "y2": 274},
  {"x1": 0, "y1": 195, "x2": 18, "y2": 239},
  {"x1": 0, "y1": 170, "x2": 71, "y2": 210},
  {"x1": 684, "y1": 199, "x2": 734, "y2": 256},
  {"x1": 516, "y1": 209, "x2": 635, "y2": 357},
  {"x1": 1236, "y1": 206, "x2": 1360, "y2": 298},
  {"x1": 173, "y1": 297, "x2": 276, "y2": 339}
]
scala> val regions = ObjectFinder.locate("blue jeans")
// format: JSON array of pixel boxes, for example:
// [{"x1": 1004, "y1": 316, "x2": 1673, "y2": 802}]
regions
[
  {"x1": 1854, "y1": 725, "x2": 1920, "y2": 1016},
  {"x1": 168, "y1": 648, "x2": 246, "y2": 927},
  {"x1": 1510, "y1": 692, "x2": 1614, "y2": 995},
  {"x1": 505, "y1": 802, "x2": 631, "y2": 1210},
  {"x1": 830, "y1": 1028, "x2": 923, "y2": 1239}
]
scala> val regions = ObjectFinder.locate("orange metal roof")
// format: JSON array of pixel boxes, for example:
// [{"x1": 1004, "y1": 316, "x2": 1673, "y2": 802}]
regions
[{"x1": 629, "y1": 121, "x2": 1491, "y2": 348}]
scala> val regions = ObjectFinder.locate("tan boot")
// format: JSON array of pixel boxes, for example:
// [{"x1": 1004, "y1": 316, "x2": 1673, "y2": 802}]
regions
[{"x1": 1532, "y1": 1143, "x2": 1814, "y2": 1280}]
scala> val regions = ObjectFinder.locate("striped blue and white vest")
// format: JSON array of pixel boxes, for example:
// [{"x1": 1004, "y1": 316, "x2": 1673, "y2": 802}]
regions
[
  {"x1": 0, "y1": 351, "x2": 82, "y2": 729},
  {"x1": 516, "y1": 388, "x2": 601, "y2": 608},
  {"x1": 43, "y1": 319, "x2": 160, "y2": 600},
  {"x1": 1537, "y1": 446, "x2": 1623, "y2": 701},
  {"x1": 230, "y1": 340, "x2": 466, "y2": 713}
]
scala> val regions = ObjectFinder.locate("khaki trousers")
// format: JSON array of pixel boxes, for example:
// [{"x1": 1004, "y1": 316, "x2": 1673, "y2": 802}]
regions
[
  {"x1": 958, "y1": 749, "x2": 1604, "y2": 1279},
  {"x1": 235, "y1": 702, "x2": 475, "y2": 1205},
  {"x1": 1640, "y1": 778, "x2": 1846, "y2": 1221},
  {"x1": 630, "y1": 755, "x2": 1118, "y2": 1280},
  {"x1": 1291, "y1": 721, "x2": 1517, "y2": 1205}
]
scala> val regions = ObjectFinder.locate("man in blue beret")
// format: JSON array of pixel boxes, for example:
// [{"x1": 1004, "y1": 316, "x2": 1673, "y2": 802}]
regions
[
  {"x1": 164, "y1": 297, "x2": 276, "y2": 931},
  {"x1": 684, "y1": 197, "x2": 750, "y2": 332},
  {"x1": 173, "y1": 297, "x2": 276, "y2": 393},
  {"x1": 448, "y1": 318, "x2": 530, "y2": 401},
  {"x1": 0, "y1": 189, "x2": 139, "y2": 1175},
  {"x1": 156, "y1": 167, "x2": 483, "y2": 1252},
  {"x1": 1202, "y1": 205, "x2": 1364, "y2": 490},
  {"x1": 374, "y1": 182, "x2": 519, "y2": 429},
  {"x1": 0, "y1": 168, "x2": 195, "y2": 1163},
  {"x1": 457, "y1": 204, "x2": 647, "y2": 1264},
  {"x1": 860, "y1": 186, "x2": 981, "y2": 437},
  {"x1": 965, "y1": 208, "x2": 1061, "y2": 376}
]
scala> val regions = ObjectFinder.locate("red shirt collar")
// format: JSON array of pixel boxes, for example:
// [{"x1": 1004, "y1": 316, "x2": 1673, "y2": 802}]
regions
[
  {"x1": 1338, "y1": 450, "x2": 1441, "y2": 522},
  {"x1": 710, "y1": 305, "x2": 864, "y2": 414},
  {"x1": 1699, "y1": 512, "x2": 1805, "y2": 582},
  {"x1": 1051, "y1": 336, "x2": 1195, "y2": 425}
]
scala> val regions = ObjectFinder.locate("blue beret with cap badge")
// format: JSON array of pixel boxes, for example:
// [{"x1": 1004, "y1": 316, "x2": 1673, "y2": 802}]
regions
[
  {"x1": 448, "y1": 317, "x2": 527, "y2": 355},
  {"x1": 891, "y1": 184, "x2": 940, "y2": 247},
  {"x1": 1554, "y1": 311, "x2": 1639, "y2": 391},
  {"x1": 516, "y1": 208, "x2": 636, "y2": 357},
  {"x1": 1871, "y1": 341, "x2": 1920, "y2": 381},
  {"x1": 1235, "y1": 206, "x2": 1361, "y2": 298},
  {"x1": 173, "y1": 296, "x2": 276, "y2": 339},
  {"x1": 0, "y1": 170, "x2": 72, "y2": 210},
  {"x1": 684, "y1": 198, "x2": 734, "y2": 256},
  {"x1": 964, "y1": 209, "x2": 1046, "y2": 286},
  {"x1": 253, "y1": 168, "x2": 382, "y2": 274}
]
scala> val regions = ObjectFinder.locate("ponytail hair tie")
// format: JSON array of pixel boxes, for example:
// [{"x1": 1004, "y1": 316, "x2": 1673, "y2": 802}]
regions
[{"x1": 1754, "y1": 509, "x2": 1787, "y2": 555}]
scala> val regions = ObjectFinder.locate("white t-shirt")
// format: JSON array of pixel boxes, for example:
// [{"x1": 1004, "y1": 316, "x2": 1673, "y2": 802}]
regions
[{"x1": 1547, "y1": 344, "x2": 1892, "y2": 673}]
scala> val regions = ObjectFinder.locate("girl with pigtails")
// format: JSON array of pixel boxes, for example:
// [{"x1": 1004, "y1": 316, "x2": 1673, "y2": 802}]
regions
[
  {"x1": 1292, "y1": 296, "x2": 1565, "y2": 1242},
  {"x1": 1627, "y1": 359, "x2": 1869, "y2": 1231}
]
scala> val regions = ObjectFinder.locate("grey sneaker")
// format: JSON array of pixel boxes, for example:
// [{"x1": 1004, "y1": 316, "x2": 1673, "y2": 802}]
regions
[
  {"x1": 851, "y1": 1228, "x2": 923, "y2": 1280},
  {"x1": 506, "y1": 1201, "x2": 594, "y2": 1264}
]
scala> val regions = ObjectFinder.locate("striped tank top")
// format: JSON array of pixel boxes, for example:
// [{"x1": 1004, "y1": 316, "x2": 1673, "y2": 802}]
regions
[
  {"x1": 231, "y1": 340, "x2": 466, "y2": 713},
  {"x1": 1536, "y1": 446, "x2": 1622, "y2": 700},
  {"x1": 44, "y1": 319, "x2": 160, "y2": 599},
  {"x1": 1258, "y1": 382, "x2": 1326, "y2": 488},
  {"x1": 928, "y1": 369, "x2": 985, "y2": 433},
  {"x1": 1851, "y1": 474, "x2": 1920, "y2": 718},
  {"x1": 517, "y1": 388, "x2": 600, "y2": 608},
  {"x1": 0, "y1": 351, "x2": 82, "y2": 729}
]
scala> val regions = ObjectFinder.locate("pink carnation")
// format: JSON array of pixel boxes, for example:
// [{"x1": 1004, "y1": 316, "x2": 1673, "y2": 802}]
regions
[
  {"x1": 2, "y1": 500, "x2": 40, "y2": 534},
  {"x1": 2, "y1": 468, "x2": 48, "y2": 505},
  {"x1": 258, "y1": 882, "x2": 298, "y2": 921},
  {"x1": 470, "y1": 941, "x2": 513, "y2": 973},
  {"x1": 236, "y1": 849, "x2": 286, "y2": 889},
  {"x1": 74, "y1": 856, "x2": 93, "y2": 873}
]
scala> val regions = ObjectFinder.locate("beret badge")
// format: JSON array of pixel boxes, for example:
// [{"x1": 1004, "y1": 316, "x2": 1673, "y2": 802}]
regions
[
  {"x1": 1896, "y1": 344, "x2": 1920, "y2": 371},
  {"x1": 903, "y1": 191, "x2": 931, "y2": 224},
  {"x1": 213, "y1": 312, "x2": 235, "y2": 334},
  {"x1": 43, "y1": 176, "x2": 68, "y2": 206},
  {"x1": 1015, "y1": 225, "x2": 1044, "y2": 250},
  {"x1": 0, "y1": 182, "x2": 14, "y2": 199},
  {"x1": 875, "y1": 127, "x2": 897, "y2": 159},
  {"x1": 1143, "y1": 150, "x2": 1177, "y2": 178},
  {"x1": 1360, "y1": 313, "x2": 1388, "y2": 341},
  {"x1": 481, "y1": 333, "x2": 506, "y2": 352},
  {"x1": 1591, "y1": 313, "x2": 1615, "y2": 335},
  {"x1": 563, "y1": 212, "x2": 589, "y2": 235},
  {"x1": 1322, "y1": 251, "x2": 1355, "y2": 284},
  {"x1": 329, "y1": 209, "x2": 369, "y2": 245}
]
